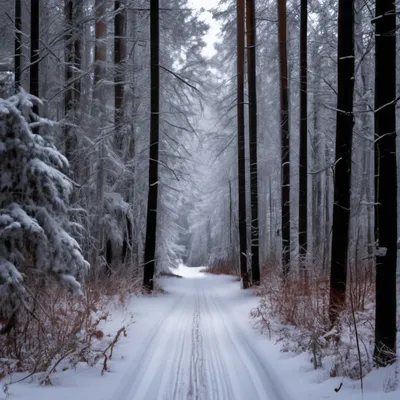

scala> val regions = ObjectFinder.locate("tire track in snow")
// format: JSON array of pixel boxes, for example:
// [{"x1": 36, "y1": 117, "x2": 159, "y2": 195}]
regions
[
  {"x1": 133, "y1": 296, "x2": 191, "y2": 400},
  {"x1": 200, "y1": 290, "x2": 238, "y2": 399},
  {"x1": 110, "y1": 294, "x2": 185, "y2": 400},
  {"x1": 209, "y1": 288, "x2": 292, "y2": 400},
  {"x1": 178, "y1": 290, "x2": 206, "y2": 399},
  {"x1": 151, "y1": 298, "x2": 192, "y2": 400}
]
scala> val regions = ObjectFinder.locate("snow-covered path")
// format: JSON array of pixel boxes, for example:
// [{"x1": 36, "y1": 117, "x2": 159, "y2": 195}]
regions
[
  {"x1": 110, "y1": 266, "x2": 290, "y2": 400},
  {"x1": 8, "y1": 266, "x2": 399, "y2": 400}
]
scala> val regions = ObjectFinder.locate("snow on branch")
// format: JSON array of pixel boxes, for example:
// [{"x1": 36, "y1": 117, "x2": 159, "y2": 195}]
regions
[{"x1": 0, "y1": 91, "x2": 89, "y2": 305}]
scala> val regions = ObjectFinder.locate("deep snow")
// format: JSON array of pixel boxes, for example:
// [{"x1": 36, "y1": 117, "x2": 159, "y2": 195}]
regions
[{"x1": 3, "y1": 265, "x2": 399, "y2": 399}]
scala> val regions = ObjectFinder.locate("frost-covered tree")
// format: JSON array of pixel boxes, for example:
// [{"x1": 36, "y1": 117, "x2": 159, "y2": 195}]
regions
[
  {"x1": 0, "y1": 0, "x2": 208, "y2": 278},
  {"x1": 0, "y1": 91, "x2": 89, "y2": 308}
]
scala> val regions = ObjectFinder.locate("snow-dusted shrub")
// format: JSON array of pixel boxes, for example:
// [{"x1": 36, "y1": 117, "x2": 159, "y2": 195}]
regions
[
  {"x1": 251, "y1": 264, "x2": 382, "y2": 381},
  {"x1": 0, "y1": 91, "x2": 89, "y2": 309},
  {"x1": 201, "y1": 258, "x2": 238, "y2": 276},
  {"x1": 86, "y1": 262, "x2": 143, "y2": 303},
  {"x1": 0, "y1": 268, "x2": 138, "y2": 382}
]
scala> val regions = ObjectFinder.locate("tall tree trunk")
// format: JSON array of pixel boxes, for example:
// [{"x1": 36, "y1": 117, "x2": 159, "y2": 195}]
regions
[
  {"x1": 329, "y1": 0, "x2": 355, "y2": 324},
  {"x1": 311, "y1": 44, "x2": 323, "y2": 265},
  {"x1": 114, "y1": 0, "x2": 130, "y2": 263},
  {"x1": 229, "y1": 180, "x2": 235, "y2": 266},
  {"x1": 311, "y1": 134, "x2": 322, "y2": 261},
  {"x1": 277, "y1": 0, "x2": 290, "y2": 275},
  {"x1": 143, "y1": 0, "x2": 160, "y2": 291},
  {"x1": 114, "y1": 0, "x2": 126, "y2": 137},
  {"x1": 14, "y1": 0, "x2": 21, "y2": 90},
  {"x1": 121, "y1": 216, "x2": 132, "y2": 263},
  {"x1": 323, "y1": 168, "x2": 331, "y2": 270},
  {"x1": 236, "y1": 0, "x2": 249, "y2": 288},
  {"x1": 73, "y1": 1, "x2": 82, "y2": 106},
  {"x1": 246, "y1": 0, "x2": 260, "y2": 286},
  {"x1": 373, "y1": 0, "x2": 397, "y2": 366},
  {"x1": 66, "y1": 0, "x2": 82, "y2": 190},
  {"x1": 127, "y1": 7, "x2": 138, "y2": 268},
  {"x1": 94, "y1": 0, "x2": 107, "y2": 86},
  {"x1": 355, "y1": 1, "x2": 373, "y2": 273},
  {"x1": 298, "y1": 0, "x2": 308, "y2": 275},
  {"x1": 30, "y1": 0, "x2": 40, "y2": 116},
  {"x1": 269, "y1": 176, "x2": 274, "y2": 260},
  {"x1": 94, "y1": 0, "x2": 107, "y2": 270},
  {"x1": 64, "y1": 0, "x2": 74, "y2": 159},
  {"x1": 106, "y1": 239, "x2": 113, "y2": 275}
]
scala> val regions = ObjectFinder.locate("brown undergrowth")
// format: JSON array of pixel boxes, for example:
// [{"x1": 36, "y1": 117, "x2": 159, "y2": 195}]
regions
[
  {"x1": 200, "y1": 259, "x2": 239, "y2": 277},
  {"x1": 250, "y1": 261, "x2": 392, "y2": 381},
  {"x1": 0, "y1": 265, "x2": 140, "y2": 386}
]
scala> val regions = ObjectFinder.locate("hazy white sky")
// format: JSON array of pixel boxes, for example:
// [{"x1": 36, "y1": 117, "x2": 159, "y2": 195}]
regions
[{"x1": 188, "y1": 0, "x2": 221, "y2": 58}]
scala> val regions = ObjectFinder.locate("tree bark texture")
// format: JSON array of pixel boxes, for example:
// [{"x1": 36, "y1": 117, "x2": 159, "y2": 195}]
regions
[
  {"x1": 277, "y1": 0, "x2": 291, "y2": 275},
  {"x1": 246, "y1": 0, "x2": 260, "y2": 286},
  {"x1": 237, "y1": 0, "x2": 249, "y2": 288},
  {"x1": 30, "y1": 0, "x2": 40, "y2": 117},
  {"x1": 329, "y1": 0, "x2": 355, "y2": 324},
  {"x1": 143, "y1": 0, "x2": 160, "y2": 291},
  {"x1": 373, "y1": 0, "x2": 397, "y2": 366},
  {"x1": 299, "y1": 0, "x2": 308, "y2": 274}
]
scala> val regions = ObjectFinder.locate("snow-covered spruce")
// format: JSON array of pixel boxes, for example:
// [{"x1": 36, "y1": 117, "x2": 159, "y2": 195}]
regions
[{"x1": 0, "y1": 91, "x2": 89, "y2": 305}]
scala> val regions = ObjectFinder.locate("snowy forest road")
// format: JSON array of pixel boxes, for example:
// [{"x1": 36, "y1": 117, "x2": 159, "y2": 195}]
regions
[{"x1": 110, "y1": 266, "x2": 291, "y2": 400}]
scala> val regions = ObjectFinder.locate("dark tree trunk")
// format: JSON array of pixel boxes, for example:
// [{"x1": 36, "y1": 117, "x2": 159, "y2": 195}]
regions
[
  {"x1": 373, "y1": 0, "x2": 397, "y2": 366},
  {"x1": 229, "y1": 180, "x2": 235, "y2": 265},
  {"x1": 73, "y1": 2, "x2": 82, "y2": 105},
  {"x1": 106, "y1": 239, "x2": 113, "y2": 275},
  {"x1": 122, "y1": 216, "x2": 132, "y2": 263},
  {"x1": 323, "y1": 170, "x2": 331, "y2": 270},
  {"x1": 143, "y1": 0, "x2": 159, "y2": 291},
  {"x1": 246, "y1": 0, "x2": 260, "y2": 286},
  {"x1": 14, "y1": 0, "x2": 21, "y2": 90},
  {"x1": 311, "y1": 136, "x2": 322, "y2": 261},
  {"x1": 64, "y1": 0, "x2": 73, "y2": 107},
  {"x1": 114, "y1": 0, "x2": 126, "y2": 136},
  {"x1": 329, "y1": 0, "x2": 355, "y2": 324},
  {"x1": 311, "y1": 50, "x2": 323, "y2": 265},
  {"x1": 298, "y1": 0, "x2": 308, "y2": 275},
  {"x1": 114, "y1": 0, "x2": 130, "y2": 263},
  {"x1": 64, "y1": 0, "x2": 74, "y2": 159},
  {"x1": 30, "y1": 0, "x2": 40, "y2": 117},
  {"x1": 64, "y1": 1, "x2": 81, "y2": 194},
  {"x1": 236, "y1": 0, "x2": 249, "y2": 288},
  {"x1": 92, "y1": 0, "x2": 107, "y2": 267},
  {"x1": 94, "y1": 0, "x2": 107, "y2": 86},
  {"x1": 269, "y1": 176, "x2": 274, "y2": 259},
  {"x1": 277, "y1": 0, "x2": 290, "y2": 275}
]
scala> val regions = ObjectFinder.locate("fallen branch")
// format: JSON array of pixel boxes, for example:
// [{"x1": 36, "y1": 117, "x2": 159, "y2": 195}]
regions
[{"x1": 100, "y1": 327, "x2": 127, "y2": 375}]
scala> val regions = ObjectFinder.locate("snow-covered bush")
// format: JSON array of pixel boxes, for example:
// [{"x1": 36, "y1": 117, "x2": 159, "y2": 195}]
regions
[
  {"x1": 0, "y1": 91, "x2": 89, "y2": 309},
  {"x1": 250, "y1": 264, "x2": 383, "y2": 381},
  {"x1": 0, "y1": 274, "x2": 135, "y2": 382}
]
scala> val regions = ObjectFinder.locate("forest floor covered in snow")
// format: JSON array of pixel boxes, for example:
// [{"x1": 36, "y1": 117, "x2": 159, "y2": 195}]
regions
[{"x1": 2, "y1": 265, "x2": 399, "y2": 400}]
